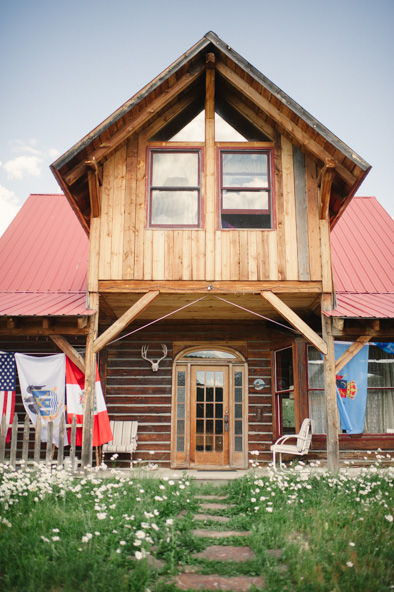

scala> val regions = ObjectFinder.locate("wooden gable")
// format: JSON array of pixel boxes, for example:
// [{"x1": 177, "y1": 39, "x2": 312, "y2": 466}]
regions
[{"x1": 51, "y1": 31, "x2": 370, "y2": 234}]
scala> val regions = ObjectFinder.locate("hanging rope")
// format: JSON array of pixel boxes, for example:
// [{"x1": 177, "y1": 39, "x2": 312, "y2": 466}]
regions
[
  {"x1": 213, "y1": 295, "x2": 299, "y2": 334},
  {"x1": 106, "y1": 295, "x2": 209, "y2": 346}
]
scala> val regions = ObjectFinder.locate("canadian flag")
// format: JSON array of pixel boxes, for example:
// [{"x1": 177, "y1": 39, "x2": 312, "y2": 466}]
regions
[{"x1": 66, "y1": 358, "x2": 113, "y2": 447}]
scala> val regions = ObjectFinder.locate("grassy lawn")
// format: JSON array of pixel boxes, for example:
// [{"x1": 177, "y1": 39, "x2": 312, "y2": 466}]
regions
[{"x1": 0, "y1": 459, "x2": 393, "y2": 592}]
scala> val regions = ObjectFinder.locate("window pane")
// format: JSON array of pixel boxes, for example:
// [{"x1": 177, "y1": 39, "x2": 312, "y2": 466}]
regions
[
  {"x1": 177, "y1": 371, "x2": 185, "y2": 387},
  {"x1": 308, "y1": 347, "x2": 324, "y2": 389},
  {"x1": 177, "y1": 420, "x2": 184, "y2": 435},
  {"x1": 221, "y1": 213, "x2": 271, "y2": 229},
  {"x1": 177, "y1": 387, "x2": 185, "y2": 403},
  {"x1": 151, "y1": 189, "x2": 198, "y2": 225},
  {"x1": 275, "y1": 348, "x2": 293, "y2": 392},
  {"x1": 184, "y1": 350, "x2": 237, "y2": 359},
  {"x1": 222, "y1": 152, "x2": 268, "y2": 188},
  {"x1": 368, "y1": 345, "x2": 394, "y2": 388},
  {"x1": 222, "y1": 190, "x2": 269, "y2": 211},
  {"x1": 152, "y1": 152, "x2": 198, "y2": 186},
  {"x1": 308, "y1": 390, "x2": 326, "y2": 434},
  {"x1": 234, "y1": 371, "x2": 243, "y2": 387},
  {"x1": 235, "y1": 436, "x2": 243, "y2": 451},
  {"x1": 176, "y1": 436, "x2": 184, "y2": 452}
]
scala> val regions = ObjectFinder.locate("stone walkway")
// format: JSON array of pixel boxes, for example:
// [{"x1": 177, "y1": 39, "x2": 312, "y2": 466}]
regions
[{"x1": 170, "y1": 494, "x2": 267, "y2": 591}]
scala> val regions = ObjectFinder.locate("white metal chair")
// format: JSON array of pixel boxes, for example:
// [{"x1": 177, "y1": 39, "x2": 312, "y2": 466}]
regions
[
  {"x1": 102, "y1": 421, "x2": 138, "y2": 459},
  {"x1": 270, "y1": 418, "x2": 313, "y2": 471}
]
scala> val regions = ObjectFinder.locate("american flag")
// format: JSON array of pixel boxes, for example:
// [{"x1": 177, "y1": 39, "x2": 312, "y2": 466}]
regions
[{"x1": 0, "y1": 352, "x2": 16, "y2": 442}]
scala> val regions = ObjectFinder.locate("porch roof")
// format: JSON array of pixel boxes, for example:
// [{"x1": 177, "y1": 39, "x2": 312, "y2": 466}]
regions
[{"x1": 327, "y1": 196, "x2": 394, "y2": 319}]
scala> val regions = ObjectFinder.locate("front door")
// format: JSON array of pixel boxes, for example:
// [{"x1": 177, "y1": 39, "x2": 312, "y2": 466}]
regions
[{"x1": 190, "y1": 365, "x2": 229, "y2": 466}]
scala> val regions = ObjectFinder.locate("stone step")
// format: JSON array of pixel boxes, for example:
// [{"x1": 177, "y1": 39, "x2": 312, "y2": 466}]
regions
[
  {"x1": 193, "y1": 529, "x2": 250, "y2": 538},
  {"x1": 193, "y1": 513, "x2": 231, "y2": 523},
  {"x1": 193, "y1": 545, "x2": 256, "y2": 562},
  {"x1": 173, "y1": 573, "x2": 264, "y2": 591},
  {"x1": 199, "y1": 502, "x2": 235, "y2": 511},
  {"x1": 195, "y1": 495, "x2": 228, "y2": 501}
]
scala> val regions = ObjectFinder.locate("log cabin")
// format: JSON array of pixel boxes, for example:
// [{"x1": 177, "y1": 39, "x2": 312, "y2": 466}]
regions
[{"x1": 2, "y1": 33, "x2": 394, "y2": 470}]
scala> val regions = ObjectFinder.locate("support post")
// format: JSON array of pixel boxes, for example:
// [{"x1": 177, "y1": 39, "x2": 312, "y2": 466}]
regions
[
  {"x1": 81, "y1": 293, "x2": 98, "y2": 469},
  {"x1": 322, "y1": 296, "x2": 340, "y2": 472}
]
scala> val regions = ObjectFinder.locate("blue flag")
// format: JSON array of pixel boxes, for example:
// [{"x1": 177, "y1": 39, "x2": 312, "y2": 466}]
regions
[{"x1": 335, "y1": 343, "x2": 369, "y2": 434}]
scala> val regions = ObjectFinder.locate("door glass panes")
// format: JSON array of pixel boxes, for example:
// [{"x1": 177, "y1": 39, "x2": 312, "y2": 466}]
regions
[
  {"x1": 233, "y1": 369, "x2": 243, "y2": 452},
  {"x1": 275, "y1": 348, "x2": 295, "y2": 434},
  {"x1": 176, "y1": 371, "x2": 186, "y2": 452},
  {"x1": 195, "y1": 370, "x2": 225, "y2": 452}
]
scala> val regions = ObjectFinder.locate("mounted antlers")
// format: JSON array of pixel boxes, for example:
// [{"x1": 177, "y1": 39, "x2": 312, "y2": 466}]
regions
[{"x1": 141, "y1": 344, "x2": 168, "y2": 372}]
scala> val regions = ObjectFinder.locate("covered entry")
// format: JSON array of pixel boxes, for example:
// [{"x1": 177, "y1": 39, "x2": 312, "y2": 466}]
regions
[{"x1": 171, "y1": 347, "x2": 248, "y2": 469}]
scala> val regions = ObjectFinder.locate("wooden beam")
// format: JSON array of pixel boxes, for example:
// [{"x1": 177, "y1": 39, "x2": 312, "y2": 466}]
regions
[
  {"x1": 98, "y1": 279, "x2": 323, "y2": 294},
  {"x1": 318, "y1": 159, "x2": 336, "y2": 220},
  {"x1": 63, "y1": 64, "x2": 205, "y2": 187},
  {"x1": 261, "y1": 290, "x2": 328, "y2": 354},
  {"x1": 82, "y1": 295, "x2": 99, "y2": 468},
  {"x1": 50, "y1": 335, "x2": 86, "y2": 373},
  {"x1": 205, "y1": 52, "x2": 216, "y2": 281},
  {"x1": 215, "y1": 62, "x2": 357, "y2": 187},
  {"x1": 93, "y1": 290, "x2": 160, "y2": 353},
  {"x1": 321, "y1": 294, "x2": 340, "y2": 473},
  {"x1": 87, "y1": 168, "x2": 101, "y2": 218},
  {"x1": 335, "y1": 335, "x2": 372, "y2": 374},
  {"x1": 77, "y1": 316, "x2": 88, "y2": 329}
]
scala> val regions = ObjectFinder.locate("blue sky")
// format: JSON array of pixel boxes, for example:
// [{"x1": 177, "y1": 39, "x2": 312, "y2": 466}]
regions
[{"x1": 0, "y1": 0, "x2": 393, "y2": 236}]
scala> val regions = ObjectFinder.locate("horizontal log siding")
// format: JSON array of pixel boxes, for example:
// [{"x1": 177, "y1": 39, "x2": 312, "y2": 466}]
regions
[
  {"x1": 98, "y1": 134, "x2": 322, "y2": 284},
  {"x1": 105, "y1": 339, "x2": 173, "y2": 466},
  {"x1": 247, "y1": 340, "x2": 273, "y2": 463}
]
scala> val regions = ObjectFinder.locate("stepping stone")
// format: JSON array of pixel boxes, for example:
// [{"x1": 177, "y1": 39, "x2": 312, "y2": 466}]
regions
[
  {"x1": 174, "y1": 573, "x2": 264, "y2": 591},
  {"x1": 193, "y1": 545, "x2": 255, "y2": 562},
  {"x1": 193, "y1": 529, "x2": 250, "y2": 539},
  {"x1": 195, "y1": 495, "x2": 228, "y2": 500},
  {"x1": 199, "y1": 502, "x2": 235, "y2": 511},
  {"x1": 193, "y1": 513, "x2": 231, "y2": 523}
]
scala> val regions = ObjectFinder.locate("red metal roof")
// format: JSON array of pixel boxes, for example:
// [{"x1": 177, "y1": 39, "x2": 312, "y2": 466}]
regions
[
  {"x1": 329, "y1": 196, "x2": 394, "y2": 318},
  {"x1": 0, "y1": 194, "x2": 91, "y2": 316}
]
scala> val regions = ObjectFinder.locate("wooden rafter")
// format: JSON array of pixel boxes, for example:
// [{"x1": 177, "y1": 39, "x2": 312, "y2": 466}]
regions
[
  {"x1": 93, "y1": 290, "x2": 160, "y2": 353},
  {"x1": 50, "y1": 335, "x2": 86, "y2": 373},
  {"x1": 63, "y1": 64, "x2": 205, "y2": 188},
  {"x1": 215, "y1": 61, "x2": 357, "y2": 188},
  {"x1": 335, "y1": 335, "x2": 373, "y2": 374},
  {"x1": 261, "y1": 291, "x2": 328, "y2": 355}
]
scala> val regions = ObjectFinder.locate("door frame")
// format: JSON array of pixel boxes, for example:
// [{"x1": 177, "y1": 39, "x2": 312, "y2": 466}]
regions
[{"x1": 171, "y1": 345, "x2": 248, "y2": 469}]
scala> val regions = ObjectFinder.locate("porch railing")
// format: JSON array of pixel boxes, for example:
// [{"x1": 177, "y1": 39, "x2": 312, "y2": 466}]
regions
[{"x1": 0, "y1": 413, "x2": 81, "y2": 472}]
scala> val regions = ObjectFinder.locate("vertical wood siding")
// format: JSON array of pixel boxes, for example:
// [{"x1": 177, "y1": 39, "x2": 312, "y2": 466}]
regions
[{"x1": 98, "y1": 133, "x2": 322, "y2": 283}]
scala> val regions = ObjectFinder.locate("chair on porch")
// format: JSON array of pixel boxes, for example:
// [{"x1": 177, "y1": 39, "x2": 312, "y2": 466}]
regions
[
  {"x1": 270, "y1": 418, "x2": 313, "y2": 471},
  {"x1": 102, "y1": 421, "x2": 138, "y2": 462}
]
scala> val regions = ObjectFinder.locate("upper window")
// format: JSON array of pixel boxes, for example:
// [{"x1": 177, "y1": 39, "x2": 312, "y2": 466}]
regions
[
  {"x1": 219, "y1": 150, "x2": 272, "y2": 229},
  {"x1": 149, "y1": 149, "x2": 201, "y2": 228}
]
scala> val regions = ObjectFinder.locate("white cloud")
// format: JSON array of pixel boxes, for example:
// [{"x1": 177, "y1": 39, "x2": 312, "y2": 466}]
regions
[
  {"x1": 0, "y1": 185, "x2": 21, "y2": 237},
  {"x1": 3, "y1": 155, "x2": 42, "y2": 179},
  {"x1": 48, "y1": 148, "x2": 60, "y2": 159}
]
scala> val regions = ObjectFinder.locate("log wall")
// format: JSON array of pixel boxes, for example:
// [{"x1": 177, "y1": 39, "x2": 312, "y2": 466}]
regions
[{"x1": 97, "y1": 132, "x2": 322, "y2": 284}]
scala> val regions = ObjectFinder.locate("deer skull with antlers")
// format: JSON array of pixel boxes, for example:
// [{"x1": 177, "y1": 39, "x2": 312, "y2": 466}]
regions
[{"x1": 141, "y1": 344, "x2": 168, "y2": 372}]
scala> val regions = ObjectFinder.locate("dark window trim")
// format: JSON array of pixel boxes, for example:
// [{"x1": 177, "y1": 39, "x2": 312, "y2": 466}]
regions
[{"x1": 147, "y1": 146, "x2": 204, "y2": 229}]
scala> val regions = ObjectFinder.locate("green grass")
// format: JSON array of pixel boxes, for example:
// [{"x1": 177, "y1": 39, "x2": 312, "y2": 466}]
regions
[{"x1": 0, "y1": 461, "x2": 393, "y2": 592}]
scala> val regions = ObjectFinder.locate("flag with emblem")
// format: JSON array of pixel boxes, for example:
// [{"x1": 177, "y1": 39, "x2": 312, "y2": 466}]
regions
[
  {"x1": 0, "y1": 352, "x2": 16, "y2": 443},
  {"x1": 335, "y1": 342, "x2": 369, "y2": 434},
  {"x1": 15, "y1": 353, "x2": 67, "y2": 447},
  {"x1": 66, "y1": 357, "x2": 112, "y2": 447}
]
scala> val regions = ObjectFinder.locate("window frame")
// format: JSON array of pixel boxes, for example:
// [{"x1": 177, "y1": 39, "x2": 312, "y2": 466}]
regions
[
  {"x1": 274, "y1": 346, "x2": 296, "y2": 436},
  {"x1": 218, "y1": 146, "x2": 274, "y2": 230},
  {"x1": 147, "y1": 147, "x2": 203, "y2": 229}
]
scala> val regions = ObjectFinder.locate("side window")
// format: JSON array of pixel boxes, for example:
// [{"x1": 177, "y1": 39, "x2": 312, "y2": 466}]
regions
[
  {"x1": 220, "y1": 149, "x2": 272, "y2": 229},
  {"x1": 274, "y1": 347, "x2": 295, "y2": 435},
  {"x1": 149, "y1": 149, "x2": 201, "y2": 228}
]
